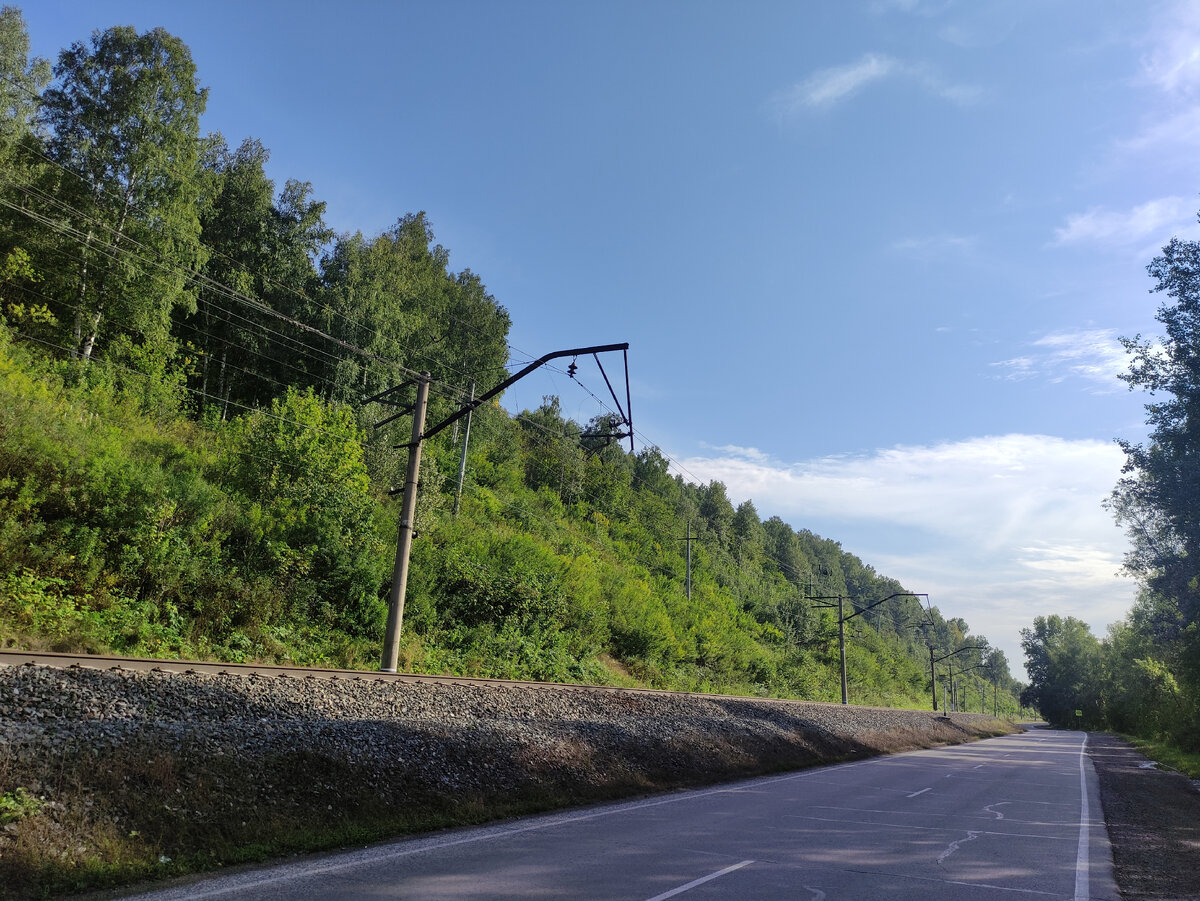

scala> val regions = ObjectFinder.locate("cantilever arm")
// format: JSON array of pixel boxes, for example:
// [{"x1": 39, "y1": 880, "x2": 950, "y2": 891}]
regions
[{"x1": 421, "y1": 342, "x2": 630, "y2": 443}]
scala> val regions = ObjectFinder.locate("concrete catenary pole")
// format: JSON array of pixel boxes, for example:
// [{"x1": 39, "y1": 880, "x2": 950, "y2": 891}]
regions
[
  {"x1": 838, "y1": 595, "x2": 848, "y2": 705},
  {"x1": 380, "y1": 372, "x2": 430, "y2": 673},
  {"x1": 452, "y1": 381, "x2": 474, "y2": 517},
  {"x1": 686, "y1": 520, "x2": 692, "y2": 601},
  {"x1": 930, "y1": 645, "x2": 938, "y2": 711}
]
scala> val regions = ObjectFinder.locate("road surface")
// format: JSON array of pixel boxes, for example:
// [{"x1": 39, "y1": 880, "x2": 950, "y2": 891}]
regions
[{"x1": 124, "y1": 726, "x2": 1117, "y2": 900}]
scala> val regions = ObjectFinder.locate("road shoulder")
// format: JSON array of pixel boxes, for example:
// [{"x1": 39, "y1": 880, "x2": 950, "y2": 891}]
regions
[{"x1": 1089, "y1": 731, "x2": 1200, "y2": 900}]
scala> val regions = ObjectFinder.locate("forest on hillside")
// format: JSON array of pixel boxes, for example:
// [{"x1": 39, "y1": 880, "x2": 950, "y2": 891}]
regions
[{"x1": 0, "y1": 9, "x2": 1023, "y2": 711}]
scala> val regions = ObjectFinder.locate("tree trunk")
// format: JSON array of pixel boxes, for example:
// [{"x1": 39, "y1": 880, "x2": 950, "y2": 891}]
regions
[
  {"x1": 72, "y1": 227, "x2": 94, "y2": 359},
  {"x1": 80, "y1": 304, "x2": 102, "y2": 362},
  {"x1": 217, "y1": 347, "x2": 228, "y2": 420}
]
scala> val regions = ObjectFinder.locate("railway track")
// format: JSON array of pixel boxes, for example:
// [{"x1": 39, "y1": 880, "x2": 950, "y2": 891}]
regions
[{"x1": 0, "y1": 648, "x2": 763, "y2": 703}]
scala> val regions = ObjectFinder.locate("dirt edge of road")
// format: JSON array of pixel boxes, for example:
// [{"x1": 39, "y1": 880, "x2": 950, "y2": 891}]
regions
[{"x1": 1090, "y1": 732, "x2": 1200, "y2": 900}]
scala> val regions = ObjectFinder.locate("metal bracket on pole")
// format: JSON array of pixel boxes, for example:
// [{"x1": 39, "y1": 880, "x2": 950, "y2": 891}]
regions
[{"x1": 420, "y1": 342, "x2": 631, "y2": 444}]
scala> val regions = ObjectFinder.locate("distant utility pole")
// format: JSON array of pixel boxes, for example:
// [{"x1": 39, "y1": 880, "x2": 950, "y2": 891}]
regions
[
  {"x1": 365, "y1": 343, "x2": 631, "y2": 673},
  {"x1": 809, "y1": 592, "x2": 927, "y2": 705}
]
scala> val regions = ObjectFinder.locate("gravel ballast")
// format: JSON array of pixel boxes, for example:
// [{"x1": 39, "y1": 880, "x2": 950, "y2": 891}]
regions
[{"x1": 0, "y1": 663, "x2": 1014, "y2": 898}]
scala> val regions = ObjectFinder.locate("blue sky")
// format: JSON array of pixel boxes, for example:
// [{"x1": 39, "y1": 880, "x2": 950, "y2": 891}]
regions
[{"x1": 23, "y1": 1, "x2": 1200, "y2": 675}]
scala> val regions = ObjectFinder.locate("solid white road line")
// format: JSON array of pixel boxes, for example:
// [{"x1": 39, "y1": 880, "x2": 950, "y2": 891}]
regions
[
  {"x1": 642, "y1": 860, "x2": 754, "y2": 901},
  {"x1": 1075, "y1": 732, "x2": 1090, "y2": 901}
]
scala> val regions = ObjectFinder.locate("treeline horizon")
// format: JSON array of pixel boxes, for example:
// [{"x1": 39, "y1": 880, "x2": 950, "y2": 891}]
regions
[{"x1": 0, "y1": 8, "x2": 1023, "y2": 710}]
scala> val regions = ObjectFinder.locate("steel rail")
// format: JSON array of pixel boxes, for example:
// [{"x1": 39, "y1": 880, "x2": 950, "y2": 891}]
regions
[
  {"x1": 0, "y1": 649, "x2": 794, "y2": 705},
  {"x1": 0, "y1": 650, "x2": 994, "y2": 715}
]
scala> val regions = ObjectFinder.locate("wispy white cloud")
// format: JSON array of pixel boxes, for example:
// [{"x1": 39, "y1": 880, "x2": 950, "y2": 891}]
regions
[
  {"x1": 702, "y1": 442, "x2": 773, "y2": 464},
  {"x1": 992, "y1": 328, "x2": 1127, "y2": 392},
  {"x1": 678, "y1": 434, "x2": 1135, "y2": 675},
  {"x1": 769, "y1": 54, "x2": 980, "y2": 119},
  {"x1": 869, "y1": 0, "x2": 953, "y2": 18},
  {"x1": 1112, "y1": 3, "x2": 1200, "y2": 164},
  {"x1": 890, "y1": 233, "x2": 977, "y2": 258},
  {"x1": 1140, "y1": 0, "x2": 1200, "y2": 96},
  {"x1": 1052, "y1": 196, "x2": 1194, "y2": 247},
  {"x1": 773, "y1": 54, "x2": 898, "y2": 113}
]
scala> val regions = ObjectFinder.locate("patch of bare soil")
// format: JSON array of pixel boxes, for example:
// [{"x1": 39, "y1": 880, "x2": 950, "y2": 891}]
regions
[{"x1": 1089, "y1": 732, "x2": 1200, "y2": 900}]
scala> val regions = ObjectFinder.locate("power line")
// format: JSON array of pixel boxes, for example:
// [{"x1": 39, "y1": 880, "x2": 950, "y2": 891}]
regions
[{"x1": 2, "y1": 140, "x2": 505, "y2": 391}]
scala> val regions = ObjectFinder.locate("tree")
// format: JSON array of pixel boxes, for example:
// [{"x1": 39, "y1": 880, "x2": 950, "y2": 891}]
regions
[
  {"x1": 38, "y1": 26, "x2": 208, "y2": 362},
  {"x1": 318, "y1": 213, "x2": 509, "y2": 403},
  {"x1": 1111, "y1": 229, "x2": 1200, "y2": 618},
  {"x1": 1020, "y1": 615, "x2": 1103, "y2": 727},
  {"x1": 188, "y1": 136, "x2": 331, "y2": 415},
  {"x1": 0, "y1": 6, "x2": 51, "y2": 320},
  {"x1": 0, "y1": 5, "x2": 49, "y2": 153},
  {"x1": 222, "y1": 387, "x2": 387, "y2": 635}
]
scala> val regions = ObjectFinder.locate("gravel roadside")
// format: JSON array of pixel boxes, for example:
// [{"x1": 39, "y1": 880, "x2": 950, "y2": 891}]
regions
[
  {"x1": 1089, "y1": 732, "x2": 1200, "y2": 900},
  {"x1": 0, "y1": 663, "x2": 1014, "y2": 899}
]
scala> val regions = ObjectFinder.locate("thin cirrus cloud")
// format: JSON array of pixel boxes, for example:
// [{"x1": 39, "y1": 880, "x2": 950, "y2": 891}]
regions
[
  {"x1": 769, "y1": 53, "x2": 980, "y2": 119},
  {"x1": 1110, "y1": 3, "x2": 1200, "y2": 165},
  {"x1": 1051, "y1": 196, "x2": 1196, "y2": 248},
  {"x1": 890, "y1": 233, "x2": 977, "y2": 259},
  {"x1": 1139, "y1": 0, "x2": 1200, "y2": 96},
  {"x1": 991, "y1": 329, "x2": 1128, "y2": 393},
  {"x1": 679, "y1": 434, "x2": 1134, "y2": 670}
]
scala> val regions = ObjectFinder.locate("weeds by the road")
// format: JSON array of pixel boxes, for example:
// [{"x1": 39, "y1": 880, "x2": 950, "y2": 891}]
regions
[{"x1": 1118, "y1": 733, "x2": 1200, "y2": 778}]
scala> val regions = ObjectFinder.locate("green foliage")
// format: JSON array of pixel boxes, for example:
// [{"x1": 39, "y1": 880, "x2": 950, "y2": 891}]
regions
[
  {"x1": 0, "y1": 788, "x2": 41, "y2": 825},
  {"x1": 38, "y1": 24, "x2": 209, "y2": 362},
  {"x1": 220, "y1": 387, "x2": 387, "y2": 636},
  {"x1": 1023, "y1": 207, "x2": 1200, "y2": 747},
  {"x1": 0, "y1": 11, "x2": 1026, "y2": 714},
  {"x1": 1020, "y1": 615, "x2": 1103, "y2": 728},
  {"x1": 0, "y1": 5, "x2": 49, "y2": 153}
]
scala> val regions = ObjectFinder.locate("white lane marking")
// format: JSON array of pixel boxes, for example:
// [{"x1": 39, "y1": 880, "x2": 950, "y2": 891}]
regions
[
  {"x1": 643, "y1": 860, "x2": 754, "y2": 901},
  {"x1": 973, "y1": 764, "x2": 985, "y2": 769},
  {"x1": 1075, "y1": 733, "x2": 1090, "y2": 901},
  {"x1": 803, "y1": 887, "x2": 826, "y2": 901},
  {"x1": 937, "y1": 830, "x2": 981, "y2": 866},
  {"x1": 907, "y1": 787, "x2": 932, "y2": 798},
  {"x1": 984, "y1": 802, "x2": 1010, "y2": 820},
  {"x1": 786, "y1": 813, "x2": 1073, "y2": 841},
  {"x1": 811, "y1": 804, "x2": 1072, "y2": 826}
]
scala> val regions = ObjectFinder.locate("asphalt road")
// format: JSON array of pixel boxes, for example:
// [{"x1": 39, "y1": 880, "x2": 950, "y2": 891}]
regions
[{"x1": 124, "y1": 726, "x2": 1117, "y2": 900}]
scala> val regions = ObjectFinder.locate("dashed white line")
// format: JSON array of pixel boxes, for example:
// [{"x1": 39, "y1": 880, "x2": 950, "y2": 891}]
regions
[
  {"x1": 907, "y1": 787, "x2": 932, "y2": 798},
  {"x1": 643, "y1": 860, "x2": 754, "y2": 901}
]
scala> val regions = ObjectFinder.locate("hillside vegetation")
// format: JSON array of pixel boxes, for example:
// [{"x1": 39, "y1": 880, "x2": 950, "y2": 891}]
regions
[{"x1": 0, "y1": 8, "x2": 1023, "y2": 712}]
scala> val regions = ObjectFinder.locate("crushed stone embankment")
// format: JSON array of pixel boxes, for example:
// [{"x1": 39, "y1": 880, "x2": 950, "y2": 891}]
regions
[{"x1": 0, "y1": 663, "x2": 1014, "y2": 899}]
